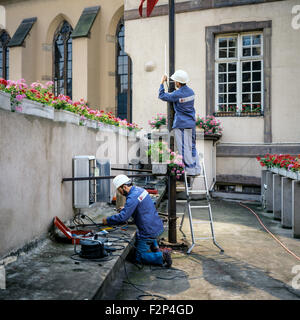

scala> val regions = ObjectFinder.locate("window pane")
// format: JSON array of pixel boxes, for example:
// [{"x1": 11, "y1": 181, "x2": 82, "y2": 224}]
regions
[
  {"x1": 219, "y1": 49, "x2": 227, "y2": 58},
  {"x1": 228, "y1": 105, "x2": 237, "y2": 112},
  {"x1": 242, "y1": 36, "x2": 251, "y2": 46},
  {"x1": 228, "y1": 73, "x2": 236, "y2": 82},
  {"x1": 242, "y1": 94, "x2": 251, "y2": 103},
  {"x1": 252, "y1": 61, "x2": 261, "y2": 70},
  {"x1": 228, "y1": 37, "x2": 237, "y2": 48},
  {"x1": 252, "y1": 93, "x2": 261, "y2": 103},
  {"x1": 252, "y1": 82, "x2": 261, "y2": 92},
  {"x1": 228, "y1": 83, "x2": 236, "y2": 92},
  {"x1": 242, "y1": 62, "x2": 251, "y2": 71},
  {"x1": 218, "y1": 73, "x2": 227, "y2": 83},
  {"x1": 228, "y1": 63, "x2": 236, "y2": 72},
  {"x1": 218, "y1": 94, "x2": 227, "y2": 103},
  {"x1": 219, "y1": 38, "x2": 227, "y2": 47},
  {"x1": 228, "y1": 48, "x2": 236, "y2": 58},
  {"x1": 228, "y1": 94, "x2": 236, "y2": 103},
  {"x1": 243, "y1": 48, "x2": 251, "y2": 57},
  {"x1": 242, "y1": 83, "x2": 251, "y2": 92},
  {"x1": 252, "y1": 35, "x2": 261, "y2": 45},
  {"x1": 252, "y1": 47, "x2": 261, "y2": 56},
  {"x1": 252, "y1": 72, "x2": 261, "y2": 81},
  {"x1": 242, "y1": 72, "x2": 251, "y2": 82},
  {"x1": 219, "y1": 84, "x2": 227, "y2": 93},
  {"x1": 242, "y1": 104, "x2": 251, "y2": 112},
  {"x1": 218, "y1": 63, "x2": 226, "y2": 73},
  {"x1": 218, "y1": 105, "x2": 227, "y2": 112}
]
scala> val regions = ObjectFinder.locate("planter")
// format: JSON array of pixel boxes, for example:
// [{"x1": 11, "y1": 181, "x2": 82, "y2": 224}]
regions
[
  {"x1": 214, "y1": 111, "x2": 236, "y2": 117},
  {"x1": 0, "y1": 91, "x2": 11, "y2": 111},
  {"x1": 241, "y1": 112, "x2": 262, "y2": 117},
  {"x1": 111, "y1": 125, "x2": 119, "y2": 133},
  {"x1": 119, "y1": 128, "x2": 128, "y2": 136},
  {"x1": 86, "y1": 119, "x2": 98, "y2": 129},
  {"x1": 152, "y1": 163, "x2": 167, "y2": 174},
  {"x1": 278, "y1": 168, "x2": 287, "y2": 177},
  {"x1": 20, "y1": 99, "x2": 54, "y2": 120},
  {"x1": 128, "y1": 130, "x2": 137, "y2": 141},
  {"x1": 286, "y1": 171, "x2": 298, "y2": 180},
  {"x1": 54, "y1": 109, "x2": 80, "y2": 125},
  {"x1": 270, "y1": 167, "x2": 279, "y2": 174},
  {"x1": 158, "y1": 125, "x2": 168, "y2": 133}
]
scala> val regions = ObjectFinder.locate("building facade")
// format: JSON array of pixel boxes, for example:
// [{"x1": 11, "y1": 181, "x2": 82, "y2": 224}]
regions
[
  {"x1": 1, "y1": 0, "x2": 300, "y2": 193},
  {"x1": 124, "y1": 0, "x2": 300, "y2": 192},
  {"x1": 0, "y1": 0, "x2": 132, "y2": 121}
]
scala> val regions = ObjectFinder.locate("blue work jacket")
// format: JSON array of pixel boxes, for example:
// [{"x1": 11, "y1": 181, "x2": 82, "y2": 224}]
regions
[
  {"x1": 158, "y1": 84, "x2": 196, "y2": 129},
  {"x1": 106, "y1": 186, "x2": 164, "y2": 239}
]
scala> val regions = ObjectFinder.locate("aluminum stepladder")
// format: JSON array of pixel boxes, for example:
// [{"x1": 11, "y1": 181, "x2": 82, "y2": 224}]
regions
[{"x1": 177, "y1": 154, "x2": 224, "y2": 254}]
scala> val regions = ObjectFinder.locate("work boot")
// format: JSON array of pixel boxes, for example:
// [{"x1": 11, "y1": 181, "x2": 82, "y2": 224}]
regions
[
  {"x1": 158, "y1": 247, "x2": 172, "y2": 254},
  {"x1": 162, "y1": 251, "x2": 172, "y2": 268}
]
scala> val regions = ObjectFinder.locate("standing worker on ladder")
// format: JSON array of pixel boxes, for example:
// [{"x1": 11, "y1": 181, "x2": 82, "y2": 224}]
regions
[{"x1": 159, "y1": 70, "x2": 201, "y2": 176}]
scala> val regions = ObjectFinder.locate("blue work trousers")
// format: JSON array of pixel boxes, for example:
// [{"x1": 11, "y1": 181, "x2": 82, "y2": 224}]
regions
[{"x1": 135, "y1": 238, "x2": 163, "y2": 266}]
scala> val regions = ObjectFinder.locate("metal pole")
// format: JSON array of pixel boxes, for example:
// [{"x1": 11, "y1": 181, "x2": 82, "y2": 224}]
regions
[
  {"x1": 62, "y1": 173, "x2": 167, "y2": 183},
  {"x1": 168, "y1": 0, "x2": 177, "y2": 243}
]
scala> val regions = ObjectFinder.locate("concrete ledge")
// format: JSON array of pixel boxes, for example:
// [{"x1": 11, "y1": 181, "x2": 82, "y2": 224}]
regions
[{"x1": 0, "y1": 206, "x2": 136, "y2": 300}]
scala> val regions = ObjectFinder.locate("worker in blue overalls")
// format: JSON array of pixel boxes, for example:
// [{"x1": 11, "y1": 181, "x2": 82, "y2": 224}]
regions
[
  {"x1": 159, "y1": 70, "x2": 201, "y2": 176},
  {"x1": 102, "y1": 174, "x2": 172, "y2": 268}
]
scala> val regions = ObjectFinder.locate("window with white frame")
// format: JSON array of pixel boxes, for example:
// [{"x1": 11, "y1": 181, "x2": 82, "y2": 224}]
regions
[{"x1": 215, "y1": 32, "x2": 263, "y2": 114}]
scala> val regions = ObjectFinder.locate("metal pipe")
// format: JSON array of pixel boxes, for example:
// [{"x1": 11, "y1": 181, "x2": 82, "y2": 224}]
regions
[
  {"x1": 168, "y1": 0, "x2": 177, "y2": 243},
  {"x1": 111, "y1": 167, "x2": 152, "y2": 173},
  {"x1": 62, "y1": 173, "x2": 167, "y2": 183}
]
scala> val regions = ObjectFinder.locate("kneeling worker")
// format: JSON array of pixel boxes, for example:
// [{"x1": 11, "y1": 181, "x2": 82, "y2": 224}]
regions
[{"x1": 102, "y1": 174, "x2": 172, "y2": 268}]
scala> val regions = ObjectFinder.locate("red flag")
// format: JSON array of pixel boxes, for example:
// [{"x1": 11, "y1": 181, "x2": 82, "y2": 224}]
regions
[{"x1": 139, "y1": 0, "x2": 159, "y2": 17}]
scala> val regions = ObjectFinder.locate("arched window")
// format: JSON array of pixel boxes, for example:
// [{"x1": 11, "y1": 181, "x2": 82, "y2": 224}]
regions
[
  {"x1": 116, "y1": 20, "x2": 132, "y2": 121},
  {"x1": 53, "y1": 21, "x2": 73, "y2": 98},
  {"x1": 0, "y1": 30, "x2": 10, "y2": 79}
]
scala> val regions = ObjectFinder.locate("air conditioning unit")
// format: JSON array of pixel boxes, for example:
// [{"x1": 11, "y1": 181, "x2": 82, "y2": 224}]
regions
[
  {"x1": 73, "y1": 156, "x2": 96, "y2": 208},
  {"x1": 73, "y1": 156, "x2": 112, "y2": 208}
]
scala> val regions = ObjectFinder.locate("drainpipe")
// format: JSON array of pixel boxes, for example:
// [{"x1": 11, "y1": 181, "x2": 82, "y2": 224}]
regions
[{"x1": 167, "y1": 0, "x2": 177, "y2": 243}]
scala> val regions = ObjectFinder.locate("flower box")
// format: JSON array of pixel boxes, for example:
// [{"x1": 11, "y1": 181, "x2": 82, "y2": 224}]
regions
[
  {"x1": 119, "y1": 127, "x2": 128, "y2": 136},
  {"x1": 270, "y1": 167, "x2": 279, "y2": 174},
  {"x1": 152, "y1": 163, "x2": 167, "y2": 174},
  {"x1": 20, "y1": 99, "x2": 54, "y2": 120},
  {"x1": 85, "y1": 119, "x2": 98, "y2": 129},
  {"x1": 286, "y1": 171, "x2": 298, "y2": 180},
  {"x1": 54, "y1": 109, "x2": 80, "y2": 125},
  {"x1": 0, "y1": 91, "x2": 11, "y2": 111},
  {"x1": 278, "y1": 168, "x2": 287, "y2": 177},
  {"x1": 158, "y1": 125, "x2": 168, "y2": 133}
]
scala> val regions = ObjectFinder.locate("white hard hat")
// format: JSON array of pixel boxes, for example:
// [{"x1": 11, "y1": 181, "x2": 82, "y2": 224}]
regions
[
  {"x1": 170, "y1": 70, "x2": 190, "y2": 84},
  {"x1": 113, "y1": 174, "x2": 131, "y2": 189}
]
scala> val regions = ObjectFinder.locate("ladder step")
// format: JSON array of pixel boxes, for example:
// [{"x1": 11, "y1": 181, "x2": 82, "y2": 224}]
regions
[
  {"x1": 194, "y1": 237, "x2": 214, "y2": 240},
  {"x1": 176, "y1": 200, "x2": 187, "y2": 203},
  {"x1": 189, "y1": 190, "x2": 207, "y2": 194},
  {"x1": 190, "y1": 205, "x2": 209, "y2": 209},
  {"x1": 186, "y1": 175, "x2": 205, "y2": 178},
  {"x1": 176, "y1": 213, "x2": 184, "y2": 216},
  {"x1": 192, "y1": 221, "x2": 211, "y2": 224}
]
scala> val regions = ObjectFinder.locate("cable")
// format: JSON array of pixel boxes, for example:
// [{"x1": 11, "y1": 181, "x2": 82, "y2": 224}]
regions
[
  {"x1": 120, "y1": 255, "x2": 166, "y2": 301},
  {"x1": 239, "y1": 202, "x2": 300, "y2": 262}
]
